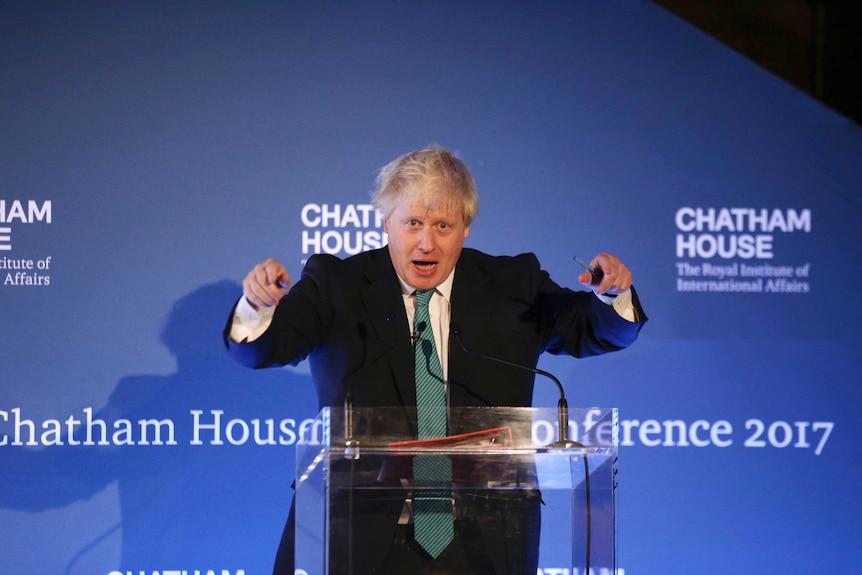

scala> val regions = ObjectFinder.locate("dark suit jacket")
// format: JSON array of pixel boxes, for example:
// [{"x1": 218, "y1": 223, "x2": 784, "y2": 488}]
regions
[{"x1": 224, "y1": 246, "x2": 646, "y2": 573}]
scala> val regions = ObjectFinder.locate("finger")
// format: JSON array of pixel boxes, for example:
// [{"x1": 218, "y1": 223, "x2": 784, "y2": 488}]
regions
[
  {"x1": 275, "y1": 272, "x2": 291, "y2": 290},
  {"x1": 243, "y1": 276, "x2": 280, "y2": 309},
  {"x1": 589, "y1": 253, "x2": 613, "y2": 292},
  {"x1": 578, "y1": 270, "x2": 594, "y2": 287},
  {"x1": 591, "y1": 253, "x2": 632, "y2": 294},
  {"x1": 266, "y1": 265, "x2": 292, "y2": 294},
  {"x1": 262, "y1": 260, "x2": 287, "y2": 284},
  {"x1": 245, "y1": 260, "x2": 291, "y2": 308}
]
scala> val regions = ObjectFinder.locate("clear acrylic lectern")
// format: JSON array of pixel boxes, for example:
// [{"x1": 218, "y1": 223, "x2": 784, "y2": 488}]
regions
[{"x1": 295, "y1": 406, "x2": 617, "y2": 575}]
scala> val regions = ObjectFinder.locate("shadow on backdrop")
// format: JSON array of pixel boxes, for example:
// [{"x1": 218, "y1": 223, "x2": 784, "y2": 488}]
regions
[{"x1": 0, "y1": 280, "x2": 315, "y2": 573}]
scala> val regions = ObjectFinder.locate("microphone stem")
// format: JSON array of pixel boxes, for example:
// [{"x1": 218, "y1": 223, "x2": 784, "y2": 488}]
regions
[
  {"x1": 453, "y1": 329, "x2": 575, "y2": 446},
  {"x1": 558, "y1": 397, "x2": 570, "y2": 443}
]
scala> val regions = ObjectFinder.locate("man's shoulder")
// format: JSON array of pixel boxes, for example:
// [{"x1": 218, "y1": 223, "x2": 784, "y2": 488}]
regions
[
  {"x1": 456, "y1": 249, "x2": 544, "y2": 290},
  {"x1": 460, "y1": 248, "x2": 540, "y2": 271},
  {"x1": 305, "y1": 246, "x2": 386, "y2": 266},
  {"x1": 303, "y1": 247, "x2": 393, "y2": 282}
]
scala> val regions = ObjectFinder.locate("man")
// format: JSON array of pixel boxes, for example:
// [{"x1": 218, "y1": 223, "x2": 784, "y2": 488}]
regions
[{"x1": 224, "y1": 146, "x2": 647, "y2": 574}]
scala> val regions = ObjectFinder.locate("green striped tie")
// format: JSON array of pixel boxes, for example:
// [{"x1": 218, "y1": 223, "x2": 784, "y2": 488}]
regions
[{"x1": 412, "y1": 289, "x2": 453, "y2": 558}]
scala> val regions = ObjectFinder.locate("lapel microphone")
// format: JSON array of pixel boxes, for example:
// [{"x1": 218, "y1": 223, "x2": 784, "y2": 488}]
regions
[{"x1": 412, "y1": 321, "x2": 428, "y2": 344}]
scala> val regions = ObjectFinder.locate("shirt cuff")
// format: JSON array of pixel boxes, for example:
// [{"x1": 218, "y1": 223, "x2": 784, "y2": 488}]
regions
[
  {"x1": 229, "y1": 296, "x2": 276, "y2": 343},
  {"x1": 596, "y1": 289, "x2": 637, "y2": 323}
]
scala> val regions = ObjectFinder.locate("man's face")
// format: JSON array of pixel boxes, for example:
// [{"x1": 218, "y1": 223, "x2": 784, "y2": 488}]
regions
[{"x1": 384, "y1": 199, "x2": 470, "y2": 291}]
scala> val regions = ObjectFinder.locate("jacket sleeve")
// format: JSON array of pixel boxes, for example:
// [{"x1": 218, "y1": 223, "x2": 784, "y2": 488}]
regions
[
  {"x1": 529, "y1": 254, "x2": 648, "y2": 358},
  {"x1": 222, "y1": 254, "x2": 336, "y2": 369}
]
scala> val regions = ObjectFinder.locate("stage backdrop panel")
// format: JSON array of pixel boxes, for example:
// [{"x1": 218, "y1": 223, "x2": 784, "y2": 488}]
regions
[{"x1": 2, "y1": 2, "x2": 860, "y2": 574}]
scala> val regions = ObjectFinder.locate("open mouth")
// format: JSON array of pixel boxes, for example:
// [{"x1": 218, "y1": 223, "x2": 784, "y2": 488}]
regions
[{"x1": 413, "y1": 261, "x2": 437, "y2": 272}]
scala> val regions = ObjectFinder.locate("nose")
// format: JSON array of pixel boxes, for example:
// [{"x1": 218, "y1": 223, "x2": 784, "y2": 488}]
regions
[{"x1": 417, "y1": 228, "x2": 435, "y2": 252}]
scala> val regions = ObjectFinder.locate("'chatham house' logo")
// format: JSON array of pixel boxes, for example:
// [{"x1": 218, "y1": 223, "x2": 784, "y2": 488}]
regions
[
  {"x1": 674, "y1": 206, "x2": 812, "y2": 294},
  {"x1": 1, "y1": 199, "x2": 53, "y2": 287},
  {"x1": 300, "y1": 203, "x2": 387, "y2": 265}
]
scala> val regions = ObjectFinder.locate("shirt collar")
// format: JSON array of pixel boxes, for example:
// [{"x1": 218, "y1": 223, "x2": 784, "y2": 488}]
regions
[{"x1": 395, "y1": 267, "x2": 455, "y2": 303}]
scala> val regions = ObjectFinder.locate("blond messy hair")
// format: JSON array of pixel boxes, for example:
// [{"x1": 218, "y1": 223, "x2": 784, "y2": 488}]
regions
[{"x1": 371, "y1": 145, "x2": 478, "y2": 226}]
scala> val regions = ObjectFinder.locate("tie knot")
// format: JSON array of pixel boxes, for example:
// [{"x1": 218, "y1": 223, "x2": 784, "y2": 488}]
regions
[{"x1": 415, "y1": 289, "x2": 434, "y2": 307}]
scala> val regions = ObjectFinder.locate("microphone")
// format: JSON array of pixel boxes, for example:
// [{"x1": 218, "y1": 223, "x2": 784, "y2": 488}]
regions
[
  {"x1": 343, "y1": 321, "x2": 372, "y2": 458},
  {"x1": 453, "y1": 323, "x2": 594, "y2": 574},
  {"x1": 344, "y1": 393, "x2": 359, "y2": 459},
  {"x1": 342, "y1": 317, "x2": 407, "y2": 453},
  {"x1": 450, "y1": 323, "x2": 583, "y2": 448},
  {"x1": 411, "y1": 320, "x2": 427, "y2": 344},
  {"x1": 342, "y1": 316, "x2": 395, "y2": 459}
]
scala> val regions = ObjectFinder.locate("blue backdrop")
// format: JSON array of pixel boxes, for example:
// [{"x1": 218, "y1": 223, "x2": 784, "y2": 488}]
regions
[{"x1": 2, "y1": 1, "x2": 861, "y2": 574}]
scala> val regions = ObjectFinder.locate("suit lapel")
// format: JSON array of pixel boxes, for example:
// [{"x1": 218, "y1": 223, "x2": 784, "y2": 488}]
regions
[
  {"x1": 359, "y1": 248, "x2": 416, "y2": 407},
  {"x1": 450, "y1": 249, "x2": 495, "y2": 349},
  {"x1": 449, "y1": 250, "x2": 501, "y2": 407}
]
